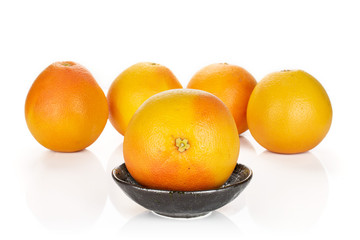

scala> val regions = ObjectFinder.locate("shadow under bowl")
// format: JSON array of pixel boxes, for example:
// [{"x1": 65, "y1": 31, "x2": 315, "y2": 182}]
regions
[{"x1": 112, "y1": 163, "x2": 252, "y2": 218}]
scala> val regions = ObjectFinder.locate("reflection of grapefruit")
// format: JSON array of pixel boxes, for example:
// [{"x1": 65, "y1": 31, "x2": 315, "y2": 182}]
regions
[
  {"x1": 107, "y1": 62, "x2": 182, "y2": 135},
  {"x1": 26, "y1": 150, "x2": 107, "y2": 230},
  {"x1": 187, "y1": 63, "x2": 257, "y2": 134},
  {"x1": 247, "y1": 70, "x2": 332, "y2": 154},
  {"x1": 25, "y1": 61, "x2": 108, "y2": 152},
  {"x1": 246, "y1": 151, "x2": 328, "y2": 231},
  {"x1": 123, "y1": 89, "x2": 240, "y2": 191}
]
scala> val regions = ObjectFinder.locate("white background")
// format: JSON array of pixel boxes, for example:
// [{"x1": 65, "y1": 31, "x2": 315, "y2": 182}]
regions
[{"x1": 1, "y1": 0, "x2": 359, "y2": 239}]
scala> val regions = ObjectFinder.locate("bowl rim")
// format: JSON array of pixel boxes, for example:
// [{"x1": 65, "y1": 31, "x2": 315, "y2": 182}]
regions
[{"x1": 112, "y1": 163, "x2": 253, "y2": 194}]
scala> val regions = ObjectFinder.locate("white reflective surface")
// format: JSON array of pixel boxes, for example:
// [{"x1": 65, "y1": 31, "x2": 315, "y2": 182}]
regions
[{"x1": 7, "y1": 126, "x2": 350, "y2": 239}]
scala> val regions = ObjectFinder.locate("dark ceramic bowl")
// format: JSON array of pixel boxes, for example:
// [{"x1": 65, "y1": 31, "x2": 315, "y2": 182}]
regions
[{"x1": 112, "y1": 163, "x2": 252, "y2": 218}]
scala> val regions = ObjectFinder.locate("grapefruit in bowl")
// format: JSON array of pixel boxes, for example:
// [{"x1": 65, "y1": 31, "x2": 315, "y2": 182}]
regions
[{"x1": 123, "y1": 89, "x2": 240, "y2": 191}]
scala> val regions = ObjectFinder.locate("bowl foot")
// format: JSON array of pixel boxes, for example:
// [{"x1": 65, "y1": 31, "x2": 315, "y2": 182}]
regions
[{"x1": 152, "y1": 211, "x2": 212, "y2": 219}]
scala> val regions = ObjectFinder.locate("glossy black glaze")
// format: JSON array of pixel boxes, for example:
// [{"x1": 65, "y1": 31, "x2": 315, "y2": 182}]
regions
[{"x1": 112, "y1": 163, "x2": 252, "y2": 218}]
